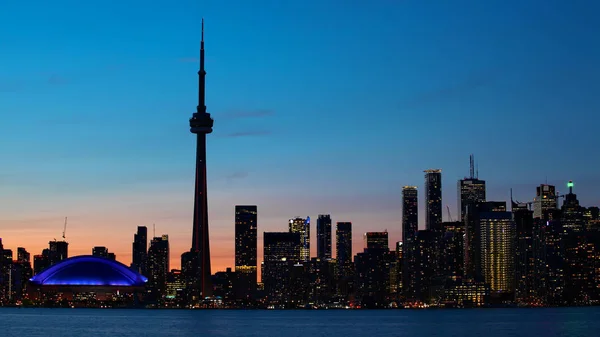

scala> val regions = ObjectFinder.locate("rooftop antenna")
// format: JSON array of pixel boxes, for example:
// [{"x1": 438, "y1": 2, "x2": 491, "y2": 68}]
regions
[
  {"x1": 476, "y1": 161, "x2": 479, "y2": 179},
  {"x1": 469, "y1": 154, "x2": 474, "y2": 179}
]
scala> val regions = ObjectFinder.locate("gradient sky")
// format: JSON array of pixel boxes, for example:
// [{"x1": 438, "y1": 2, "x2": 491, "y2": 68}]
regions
[{"x1": 0, "y1": 0, "x2": 598, "y2": 273}]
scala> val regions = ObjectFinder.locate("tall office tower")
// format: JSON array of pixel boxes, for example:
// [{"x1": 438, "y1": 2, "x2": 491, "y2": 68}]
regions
[
  {"x1": 424, "y1": 169, "x2": 442, "y2": 232},
  {"x1": 336, "y1": 222, "x2": 353, "y2": 281},
  {"x1": 262, "y1": 232, "x2": 301, "y2": 301},
  {"x1": 533, "y1": 184, "x2": 558, "y2": 219},
  {"x1": 478, "y1": 202, "x2": 515, "y2": 294},
  {"x1": 402, "y1": 186, "x2": 418, "y2": 300},
  {"x1": 364, "y1": 232, "x2": 389, "y2": 250},
  {"x1": 561, "y1": 181, "x2": 584, "y2": 232},
  {"x1": 458, "y1": 155, "x2": 486, "y2": 223},
  {"x1": 289, "y1": 217, "x2": 310, "y2": 262},
  {"x1": 235, "y1": 205, "x2": 258, "y2": 297},
  {"x1": 148, "y1": 235, "x2": 170, "y2": 297},
  {"x1": 189, "y1": 19, "x2": 214, "y2": 297},
  {"x1": 513, "y1": 204, "x2": 535, "y2": 304},
  {"x1": 132, "y1": 226, "x2": 148, "y2": 275},
  {"x1": 533, "y1": 209, "x2": 564, "y2": 305},
  {"x1": 92, "y1": 246, "x2": 108, "y2": 258},
  {"x1": 48, "y1": 240, "x2": 68, "y2": 266},
  {"x1": 17, "y1": 248, "x2": 29, "y2": 263},
  {"x1": 316, "y1": 214, "x2": 332, "y2": 259}
]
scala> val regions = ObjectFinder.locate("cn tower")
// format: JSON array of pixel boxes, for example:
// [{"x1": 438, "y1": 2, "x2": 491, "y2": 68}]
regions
[{"x1": 189, "y1": 18, "x2": 213, "y2": 297}]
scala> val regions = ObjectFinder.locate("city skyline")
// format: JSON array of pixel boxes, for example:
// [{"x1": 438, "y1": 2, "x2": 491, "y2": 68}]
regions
[{"x1": 1, "y1": 0, "x2": 599, "y2": 272}]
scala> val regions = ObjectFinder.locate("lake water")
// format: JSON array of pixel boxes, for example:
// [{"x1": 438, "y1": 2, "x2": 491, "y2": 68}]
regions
[{"x1": 0, "y1": 307, "x2": 598, "y2": 336}]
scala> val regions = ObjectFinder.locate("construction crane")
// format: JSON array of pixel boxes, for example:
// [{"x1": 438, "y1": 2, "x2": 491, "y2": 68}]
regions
[
  {"x1": 62, "y1": 217, "x2": 68, "y2": 240},
  {"x1": 446, "y1": 205, "x2": 454, "y2": 222}
]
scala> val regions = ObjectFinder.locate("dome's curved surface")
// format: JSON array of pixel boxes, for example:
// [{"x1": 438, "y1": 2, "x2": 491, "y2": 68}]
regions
[{"x1": 30, "y1": 255, "x2": 148, "y2": 287}]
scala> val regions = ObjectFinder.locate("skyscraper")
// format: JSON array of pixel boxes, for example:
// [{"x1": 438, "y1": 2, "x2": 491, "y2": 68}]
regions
[
  {"x1": 17, "y1": 247, "x2": 30, "y2": 264},
  {"x1": 364, "y1": 232, "x2": 389, "y2": 250},
  {"x1": 148, "y1": 235, "x2": 170, "y2": 297},
  {"x1": 478, "y1": 202, "x2": 515, "y2": 294},
  {"x1": 132, "y1": 226, "x2": 148, "y2": 275},
  {"x1": 289, "y1": 217, "x2": 310, "y2": 262},
  {"x1": 458, "y1": 155, "x2": 486, "y2": 222},
  {"x1": 235, "y1": 205, "x2": 258, "y2": 296},
  {"x1": 316, "y1": 214, "x2": 332, "y2": 259},
  {"x1": 402, "y1": 186, "x2": 418, "y2": 300},
  {"x1": 424, "y1": 169, "x2": 442, "y2": 231},
  {"x1": 336, "y1": 222, "x2": 353, "y2": 281},
  {"x1": 48, "y1": 240, "x2": 68, "y2": 266},
  {"x1": 533, "y1": 184, "x2": 557, "y2": 219},
  {"x1": 262, "y1": 232, "x2": 301, "y2": 301},
  {"x1": 189, "y1": 19, "x2": 214, "y2": 297}
]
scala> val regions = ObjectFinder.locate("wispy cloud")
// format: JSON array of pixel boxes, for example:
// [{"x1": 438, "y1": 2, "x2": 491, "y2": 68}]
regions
[
  {"x1": 222, "y1": 109, "x2": 275, "y2": 119},
  {"x1": 0, "y1": 80, "x2": 22, "y2": 92},
  {"x1": 225, "y1": 171, "x2": 249, "y2": 182},
  {"x1": 221, "y1": 130, "x2": 271, "y2": 138},
  {"x1": 47, "y1": 74, "x2": 69, "y2": 85},
  {"x1": 178, "y1": 57, "x2": 199, "y2": 63},
  {"x1": 401, "y1": 70, "x2": 498, "y2": 109}
]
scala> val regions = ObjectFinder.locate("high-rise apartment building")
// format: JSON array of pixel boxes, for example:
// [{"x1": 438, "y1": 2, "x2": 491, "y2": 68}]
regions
[
  {"x1": 402, "y1": 186, "x2": 418, "y2": 300},
  {"x1": 424, "y1": 169, "x2": 442, "y2": 232},
  {"x1": 48, "y1": 240, "x2": 68, "y2": 266},
  {"x1": 478, "y1": 202, "x2": 515, "y2": 293},
  {"x1": 316, "y1": 214, "x2": 332, "y2": 259},
  {"x1": 289, "y1": 217, "x2": 310, "y2": 262},
  {"x1": 262, "y1": 232, "x2": 301, "y2": 301}
]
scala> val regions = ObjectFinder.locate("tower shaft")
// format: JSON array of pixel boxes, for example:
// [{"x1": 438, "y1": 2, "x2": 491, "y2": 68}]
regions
[{"x1": 189, "y1": 18, "x2": 213, "y2": 298}]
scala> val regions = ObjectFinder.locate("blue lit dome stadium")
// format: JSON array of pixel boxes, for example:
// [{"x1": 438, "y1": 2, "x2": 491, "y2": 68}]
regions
[{"x1": 30, "y1": 255, "x2": 148, "y2": 287}]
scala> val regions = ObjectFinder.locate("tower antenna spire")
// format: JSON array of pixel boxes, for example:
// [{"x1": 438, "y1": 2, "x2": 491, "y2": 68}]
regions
[
  {"x1": 197, "y1": 18, "x2": 206, "y2": 114},
  {"x1": 469, "y1": 154, "x2": 474, "y2": 179}
]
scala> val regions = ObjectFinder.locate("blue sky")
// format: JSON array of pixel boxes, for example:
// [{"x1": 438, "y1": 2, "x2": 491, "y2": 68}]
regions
[{"x1": 0, "y1": 0, "x2": 598, "y2": 269}]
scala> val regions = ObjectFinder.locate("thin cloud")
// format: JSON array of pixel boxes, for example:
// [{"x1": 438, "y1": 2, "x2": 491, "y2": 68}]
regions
[
  {"x1": 178, "y1": 57, "x2": 199, "y2": 63},
  {"x1": 221, "y1": 130, "x2": 271, "y2": 138},
  {"x1": 48, "y1": 74, "x2": 69, "y2": 85},
  {"x1": 401, "y1": 70, "x2": 498, "y2": 109},
  {"x1": 0, "y1": 80, "x2": 22, "y2": 92},
  {"x1": 222, "y1": 109, "x2": 275, "y2": 119},
  {"x1": 225, "y1": 171, "x2": 249, "y2": 182}
]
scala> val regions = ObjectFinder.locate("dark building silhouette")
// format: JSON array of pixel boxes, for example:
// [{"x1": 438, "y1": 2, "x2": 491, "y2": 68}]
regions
[
  {"x1": 147, "y1": 235, "x2": 170, "y2": 299},
  {"x1": 17, "y1": 247, "x2": 30, "y2": 263},
  {"x1": 132, "y1": 226, "x2": 148, "y2": 275},
  {"x1": 235, "y1": 205, "x2": 258, "y2": 298},
  {"x1": 513, "y1": 203, "x2": 535, "y2": 304},
  {"x1": 402, "y1": 186, "x2": 418, "y2": 300},
  {"x1": 48, "y1": 240, "x2": 68, "y2": 266},
  {"x1": 336, "y1": 222, "x2": 353, "y2": 296},
  {"x1": 364, "y1": 232, "x2": 389, "y2": 250},
  {"x1": 316, "y1": 214, "x2": 332, "y2": 259},
  {"x1": 289, "y1": 217, "x2": 310, "y2": 262},
  {"x1": 354, "y1": 245, "x2": 393, "y2": 308},
  {"x1": 441, "y1": 221, "x2": 464, "y2": 281},
  {"x1": 262, "y1": 232, "x2": 301, "y2": 303},
  {"x1": 189, "y1": 19, "x2": 214, "y2": 297},
  {"x1": 424, "y1": 169, "x2": 442, "y2": 232},
  {"x1": 33, "y1": 249, "x2": 50, "y2": 275}
]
